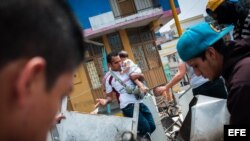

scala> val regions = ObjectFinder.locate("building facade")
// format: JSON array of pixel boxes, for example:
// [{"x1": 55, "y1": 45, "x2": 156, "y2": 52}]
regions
[{"x1": 67, "y1": 0, "x2": 180, "y2": 112}]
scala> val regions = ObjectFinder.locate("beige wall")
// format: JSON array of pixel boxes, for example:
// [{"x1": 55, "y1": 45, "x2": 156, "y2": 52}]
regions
[{"x1": 69, "y1": 65, "x2": 95, "y2": 113}]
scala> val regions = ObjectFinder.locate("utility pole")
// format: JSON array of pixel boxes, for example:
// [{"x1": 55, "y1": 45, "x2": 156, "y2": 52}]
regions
[{"x1": 169, "y1": 0, "x2": 182, "y2": 36}]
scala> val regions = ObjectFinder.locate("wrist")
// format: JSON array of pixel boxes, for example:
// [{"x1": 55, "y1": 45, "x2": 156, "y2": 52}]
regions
[
  {"x1": 106, "y1": 98, "x2": 111, "y2": 104},
  {"x1": 162, "y1": 91, "x2": 167, "y2": 97},
  {"x1": 165, "y1": 84, "x2": 170, "y2": 91},
  {"x1": 164, "y1": 85, "x2": 168, "y2": 90}
]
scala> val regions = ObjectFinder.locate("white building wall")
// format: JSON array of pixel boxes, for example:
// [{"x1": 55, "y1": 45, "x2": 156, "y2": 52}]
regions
[
  {"x1": 89, "y1": 8, "x2": 162, "y2": 30},
  {"x1": 171, "y1": 15, "x2": 205, "y2": 35}
]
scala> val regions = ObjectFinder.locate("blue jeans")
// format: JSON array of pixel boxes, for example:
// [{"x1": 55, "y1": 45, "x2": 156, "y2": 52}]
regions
[{"x1": 121, "y1": 103, "x2": 156, "y2": 136}]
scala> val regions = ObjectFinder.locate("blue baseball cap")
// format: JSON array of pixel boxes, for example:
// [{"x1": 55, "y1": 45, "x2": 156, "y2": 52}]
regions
[{"x1": 176, "y1": 22, "x2": 234, "y2": 61}]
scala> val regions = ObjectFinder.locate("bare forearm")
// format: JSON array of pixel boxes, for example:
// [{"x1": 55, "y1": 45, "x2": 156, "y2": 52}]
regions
[
  {"x1": 167, "y1": 74, "x2": 183, "y2": 88},
  {"x1": 96, "y1": 93, "x2": 113, "y2": 107},
  {"x1": 130, "y1": 73, "x2": 144, "y2": 81},
  {"x1": 166, "y1": 63, "x2": 186, "y2": 89}
]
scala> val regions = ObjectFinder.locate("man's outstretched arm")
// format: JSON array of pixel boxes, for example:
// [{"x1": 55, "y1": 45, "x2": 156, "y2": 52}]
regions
[{"x1": 155, "y1": 62, "x2": 186, "y2": 94}]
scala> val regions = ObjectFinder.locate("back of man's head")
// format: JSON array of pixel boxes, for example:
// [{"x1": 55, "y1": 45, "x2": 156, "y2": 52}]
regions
[
  {"x1": 206, "y1": 0, "x2": 248, "y2": 24},
  {"x1": 0, "y1": 0, "x2": 84, "y2": 89}
]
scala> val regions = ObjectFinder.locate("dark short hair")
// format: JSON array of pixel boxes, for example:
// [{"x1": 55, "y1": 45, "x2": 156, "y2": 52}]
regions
[
  {"x1": 107, "y1": 51, "x2": 119, "y2": 64},
  {"x1": 212, "y1": 38, "x2": 227, "y2": 54},
  {"x1": 0, "y1": 0, "x2": 85, "y2": 90},
  {"x1": 119, "y1": 50, "x2": 128, "y2": 58}
]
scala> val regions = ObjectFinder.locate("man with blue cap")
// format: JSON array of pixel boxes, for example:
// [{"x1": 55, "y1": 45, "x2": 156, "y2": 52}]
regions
[
  {"x1": 177, "y1": 22, "x2": 250, "y2": 124},
  {"x1": 206, "y1": 0, "x2": 250, "y2": 40}
]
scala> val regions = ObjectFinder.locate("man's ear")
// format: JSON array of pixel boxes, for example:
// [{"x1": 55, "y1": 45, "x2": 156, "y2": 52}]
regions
[
  {"x1": 206, "y1": 47, "x2": 217, "y2": 60},
  {"x1": 108, "y1": 63, "x2": 111, "y2": 68},
  {"x1": 16, "y1": 57, "x2": 46, "y2": 106}
]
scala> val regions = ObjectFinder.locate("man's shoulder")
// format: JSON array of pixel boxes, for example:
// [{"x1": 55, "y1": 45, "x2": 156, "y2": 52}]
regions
[
  {"x1": 104, "y1": 71, "x2": 124, "y2": 84},
  {"x1": 235, "y1": 57, "x2": 250, "y2": 72},
  {"x1": 104, "y1": 71, "x2": 111, "y2": 77},
  {"x1": 229, "y1": 57, "x2": 250, "y2": 84},
  {"x1": 103, "y1": 72, "x2": 112, "y2": 84}
]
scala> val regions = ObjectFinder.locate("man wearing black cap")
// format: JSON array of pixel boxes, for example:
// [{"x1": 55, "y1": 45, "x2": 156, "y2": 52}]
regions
[
  {"x1": 206, "y1": 0, "x2": 250, "y2": 40},
  {"x1": 177, "y1": 22, "x2": 250, "y2": 124}
]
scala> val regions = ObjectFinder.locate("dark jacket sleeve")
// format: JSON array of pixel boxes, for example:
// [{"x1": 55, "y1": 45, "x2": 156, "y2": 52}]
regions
[
  {"x1": 226, "y1": 57, "x2": 250, "y2": 125},
  {"x1": 227, "y1": 83, "x2": 250, "y2": 124}
]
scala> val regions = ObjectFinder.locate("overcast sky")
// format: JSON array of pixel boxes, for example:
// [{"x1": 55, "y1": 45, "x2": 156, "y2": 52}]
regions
[{"x1": 159, "y1": 0, "x2": 208, "y2": 32}]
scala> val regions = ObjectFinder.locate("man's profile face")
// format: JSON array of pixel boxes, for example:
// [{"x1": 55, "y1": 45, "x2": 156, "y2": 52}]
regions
[
  {"x1": 187, "y1": 53, "x2": 221, "y2": 81},
  {"x1": 110, "y1": 55, "x2": 122, "y2": 71}
]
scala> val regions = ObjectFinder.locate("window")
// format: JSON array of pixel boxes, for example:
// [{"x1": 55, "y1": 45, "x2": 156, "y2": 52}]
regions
[
  {"x1": 131, "y1": 45, "x2": 149, "y2": 71},
  {"x1": 117, "y1": 0, "x2": 136, "y2": 17},
  {"x1": 107, "y1": 32, "x2": 124, "y2": 52},
  {"x1": 127, "y1": 26, "x2": 160, "y2": 71},
  {"x1": 86, "y1": 60, "x2": 101, "y2": 89},
  {"x1": 110, "y1": 0, "x2": 160, "y2": 18},
  {"x1": 84, "y1": 39, "x2": 105, "y2": 89},
  {"x1": 143, "y1": 43, "x2": 160, "y2": 69}
]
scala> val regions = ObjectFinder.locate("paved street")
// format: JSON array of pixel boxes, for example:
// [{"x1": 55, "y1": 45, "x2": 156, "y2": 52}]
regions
[{"x1": 174, "y1": 85, "x2": 193, "y2": 119}]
